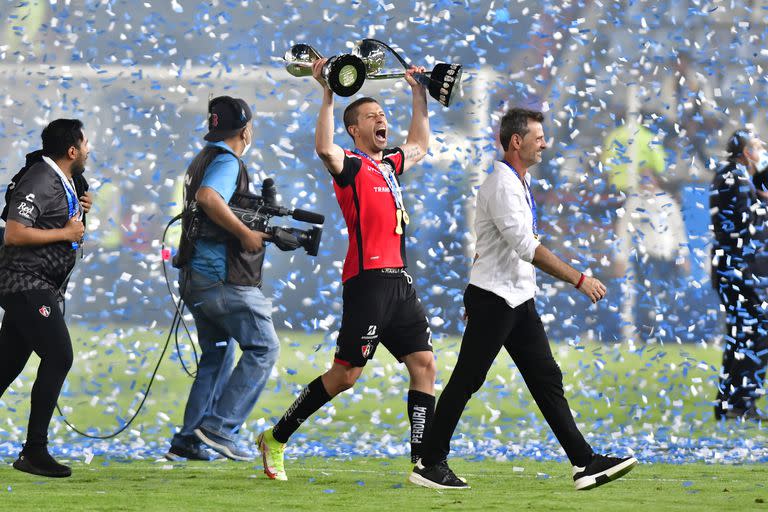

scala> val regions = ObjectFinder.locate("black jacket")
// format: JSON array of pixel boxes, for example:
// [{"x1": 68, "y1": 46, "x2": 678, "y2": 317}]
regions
[{"x1": 710, "y1": 161, "x2": 768, "y2": 278}]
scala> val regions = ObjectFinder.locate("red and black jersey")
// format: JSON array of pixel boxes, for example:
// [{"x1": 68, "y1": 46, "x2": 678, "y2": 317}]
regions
[{"x1": 332, "y1": 147, "x2": 407, "y2": 282}]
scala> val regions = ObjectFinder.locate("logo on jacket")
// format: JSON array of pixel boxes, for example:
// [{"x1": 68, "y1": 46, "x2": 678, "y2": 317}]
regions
[
  {"x1": 39, "y1": 305, "x2": 51, "y2": 318},
  {"x1": 361, "y1": 341, "x2": 374, "y2": 359},
  {"x1": 25, "y1": 193, "x2": 35, "y2": 202},
  {"x1": 17, "y1": 202, "x2": 34, "y2": 219}
]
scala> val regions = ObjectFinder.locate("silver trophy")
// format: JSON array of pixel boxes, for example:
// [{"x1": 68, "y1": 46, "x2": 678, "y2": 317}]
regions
[
  {"x1": 283, "y1": 43, "x2": 367, "y2": 97},
  {"x1": 283, "y1": 40, "x2": 462, "y2": 107},
  {"x1": 352, "y1": 39, "x2": 463, "y2": 107}
]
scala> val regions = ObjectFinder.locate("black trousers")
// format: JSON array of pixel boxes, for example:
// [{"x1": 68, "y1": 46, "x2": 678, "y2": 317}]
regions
[
  {"x1": 0, "y1": 289, "x2": 73, "y2": 448},
  {"x1": 714, "y1": 274, "x2": 768, "y2": 410},
  {"x1": 422, "y1": 285, "x2": 593, "y2": 467}
]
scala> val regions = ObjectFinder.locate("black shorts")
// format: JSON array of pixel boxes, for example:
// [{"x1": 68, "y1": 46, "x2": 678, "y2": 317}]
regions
[{"x1": 335, "y1": 269, "x2": 432, "y2": 367}]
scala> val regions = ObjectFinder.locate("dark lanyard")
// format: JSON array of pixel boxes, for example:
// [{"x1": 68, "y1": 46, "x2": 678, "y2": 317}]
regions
[{"x1": 500, "y1": 160, "x2": 538, "y2": 238}]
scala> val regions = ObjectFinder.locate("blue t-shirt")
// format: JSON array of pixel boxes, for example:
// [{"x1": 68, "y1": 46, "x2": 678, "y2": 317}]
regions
[{"x1": 189, "y1": 142, "x2": 243, "y2": 281}]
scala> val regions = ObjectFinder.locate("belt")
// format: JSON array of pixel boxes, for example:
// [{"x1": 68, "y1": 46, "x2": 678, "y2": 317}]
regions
[
  {"x1": 366, "y1": 267, "x2": 413, "y2": 284},
  {"x1": 374, "y1": 267, "x2": 405, "y2": 274}
]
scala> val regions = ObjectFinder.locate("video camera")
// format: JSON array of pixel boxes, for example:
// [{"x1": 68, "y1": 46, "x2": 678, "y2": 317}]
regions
[{"x1": 188, "y1": 178, "x2": 324, "y2": 256}]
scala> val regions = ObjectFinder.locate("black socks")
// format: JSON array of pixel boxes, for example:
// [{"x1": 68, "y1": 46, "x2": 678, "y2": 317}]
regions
[
  {"x1": 271, "y1": 379, "x2": 436, "y2": 465},
  {"x1": 272, "y1": 377, "x2": 332, "y2": 444},
  {"x1": 408, "y1": 390, "x2": 435, "y2": 464}
]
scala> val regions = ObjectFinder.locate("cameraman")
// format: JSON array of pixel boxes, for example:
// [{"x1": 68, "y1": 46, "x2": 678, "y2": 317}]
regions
[
  {"x1": 167, "y1": 96, "x2": 279, "y2": 461},
  {"x1": 0, "y1": 119, "x2": 92, "y2": 478}
]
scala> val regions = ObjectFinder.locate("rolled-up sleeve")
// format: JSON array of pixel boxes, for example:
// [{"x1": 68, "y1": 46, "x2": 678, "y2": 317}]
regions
[{"x1": 486, "y1": 180, "x2": 540, "y2": 262}]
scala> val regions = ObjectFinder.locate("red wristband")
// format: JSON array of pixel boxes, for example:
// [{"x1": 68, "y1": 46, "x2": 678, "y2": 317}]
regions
[{"x1": 575, "y1": 273, "x2": 585, "y2": 289}]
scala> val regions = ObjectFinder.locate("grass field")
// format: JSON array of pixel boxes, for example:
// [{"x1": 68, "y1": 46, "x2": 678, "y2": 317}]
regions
[
  {"x1": 1, "y1": 326, "x2": 768, "y2": 510},
  {"x1": 2, "y1": 458, "x2": 767, "y2": 511}
]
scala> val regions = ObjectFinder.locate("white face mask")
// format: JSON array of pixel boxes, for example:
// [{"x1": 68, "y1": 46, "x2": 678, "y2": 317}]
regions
[
  {"x1": 241, "y1": 130, "x2": 251, "y2": 157},
  {"x1": 755, "y1": 149, "x2": 768, "y2": 173}
]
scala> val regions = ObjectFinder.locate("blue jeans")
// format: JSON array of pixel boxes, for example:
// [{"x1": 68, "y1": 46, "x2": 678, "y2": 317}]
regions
[{"x1": 172, "y1": 271, "x2": 280, "y2": 444}]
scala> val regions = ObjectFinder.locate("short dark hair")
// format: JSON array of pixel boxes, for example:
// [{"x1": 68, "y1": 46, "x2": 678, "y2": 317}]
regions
[
  {"x1": 343, "y1": 97, "x2": 379, "y2": 139},
  {"x1": 726, "y1": 129, "x2": 751, "y2": 161},
  {"x1": 499, "y1": 108, "x2": 544, "y2": 151},
  {"x1": 41, "y1": 119, "x2": 84, "y2": 159}
]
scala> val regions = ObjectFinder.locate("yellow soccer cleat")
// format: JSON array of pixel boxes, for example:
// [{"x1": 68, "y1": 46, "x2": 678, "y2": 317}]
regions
[{"x1": 256, "y1": 428, "x2": 287, "y2": 481}]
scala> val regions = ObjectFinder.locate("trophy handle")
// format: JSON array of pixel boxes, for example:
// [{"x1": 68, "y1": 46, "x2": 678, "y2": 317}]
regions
[
  {"x1": 360, "y1": 39, "x2": 443, "y2": 87},
  {"x1": 358, "y1": 39, "x2": 463, "y2": 107},
  {"x1": 361, "y1": 39, "x2": 411, "y2": 70}
]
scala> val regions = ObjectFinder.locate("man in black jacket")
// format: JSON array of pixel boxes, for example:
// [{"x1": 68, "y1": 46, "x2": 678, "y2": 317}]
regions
[
  {"x1": 0, "y1": 119, "x2": 92, "y2": 477},
  {"x1": 711, "y1": 129, "x2": 768, "y2": 420}
]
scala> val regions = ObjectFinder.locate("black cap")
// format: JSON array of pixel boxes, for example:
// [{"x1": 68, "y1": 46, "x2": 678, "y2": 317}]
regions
[
  {"x1": 727, "y1": 129, "x2": 751, "y2": 160},
  {"x1": 204, "y1": 96, "x2": 252, "y2": 142}
]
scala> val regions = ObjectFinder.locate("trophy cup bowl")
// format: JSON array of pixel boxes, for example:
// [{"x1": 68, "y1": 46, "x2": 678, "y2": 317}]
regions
[
  {"x1": 353, "y1": 39, "x2": 387, "y2": 76},
  {"x1": 284, "y1": 44, "x2": 322, "y2": 78}
]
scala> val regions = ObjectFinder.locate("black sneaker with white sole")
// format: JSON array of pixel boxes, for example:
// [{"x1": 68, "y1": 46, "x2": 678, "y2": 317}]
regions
[
  {"x1": 165, "y1": 441, "x2": 224, "y2": 461},
  {"x1": 573, "y1": 454, "x2": 637, "y2": 490},
  {"x1": 193, "y1": 427, "x2": 253, "y2": 461},
  {"x1": 409, "y1": 459, "x2": 469, "y2": 489}
]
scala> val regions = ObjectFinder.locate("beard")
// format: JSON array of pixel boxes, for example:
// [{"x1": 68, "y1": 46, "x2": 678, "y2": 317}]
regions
[{"x1": 72, "y1": 158, "x2": 86, "y2": 177}]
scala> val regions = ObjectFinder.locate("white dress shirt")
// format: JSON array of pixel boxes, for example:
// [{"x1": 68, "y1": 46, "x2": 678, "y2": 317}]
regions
[{"x1": 469, "y1": 160, "x2": 541, "y2": 308}]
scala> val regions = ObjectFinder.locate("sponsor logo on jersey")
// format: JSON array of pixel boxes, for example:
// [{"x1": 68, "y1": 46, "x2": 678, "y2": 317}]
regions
[{"x1": 17, "y1": 202, "x2": 34, "y2": 219}]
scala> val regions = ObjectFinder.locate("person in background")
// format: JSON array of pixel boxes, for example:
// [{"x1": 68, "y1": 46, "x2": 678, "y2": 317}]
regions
[{"x1": 710, "y1": 129, "x2": 768, "y2": 421}]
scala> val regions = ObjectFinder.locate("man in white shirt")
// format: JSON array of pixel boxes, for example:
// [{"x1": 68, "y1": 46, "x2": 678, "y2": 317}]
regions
[{"x1": 409, "y1": 108, "x2": 637, "y2": 490}]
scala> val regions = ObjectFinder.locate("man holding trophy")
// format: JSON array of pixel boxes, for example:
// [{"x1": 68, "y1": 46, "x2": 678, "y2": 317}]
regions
[{"x1": 257, "y1": 52, "x2": 436, "y2": 480}]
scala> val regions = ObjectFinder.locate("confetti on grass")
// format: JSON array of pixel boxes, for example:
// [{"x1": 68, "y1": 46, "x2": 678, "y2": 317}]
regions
[{"x1": 0, "y1": 0, "x2": 764, "y2": 465}]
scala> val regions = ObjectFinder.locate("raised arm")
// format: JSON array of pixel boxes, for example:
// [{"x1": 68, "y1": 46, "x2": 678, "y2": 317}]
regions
[
  {"x1": 312, "y1": 58, "x2": 345, "y2": 175},
  {"x1": 400, "y1": 66, "x2": 429, "y2": 172}
]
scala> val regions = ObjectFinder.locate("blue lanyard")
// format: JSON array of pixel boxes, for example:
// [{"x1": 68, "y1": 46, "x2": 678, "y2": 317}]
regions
[
  {"x1": 352, "y1": 148, "x2": 404, "y2": 210},
  {"x1": 500, "y1": 160, "x2": 538, "y2": 238},
  {"x1": 54, "y1": 173, "x2": 81, "y2": 250}
]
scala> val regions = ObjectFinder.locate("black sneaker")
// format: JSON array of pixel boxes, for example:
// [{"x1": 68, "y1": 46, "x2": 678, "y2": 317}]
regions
[
  {"x1": 165, "y1": 441, "x2": 223, "y2": 461},
  {"x1": 194, "y1": 427, "x2": 253, "y2": 461},
  {"x1": 13, "y1": 449, "x2": 71, "y2": 478},
  {"x1": 573, "y1": 454, "x2": 637, "y2": 490},
  {"x1": 409, "y1": 459, "x2": 470, "y2": 489}
]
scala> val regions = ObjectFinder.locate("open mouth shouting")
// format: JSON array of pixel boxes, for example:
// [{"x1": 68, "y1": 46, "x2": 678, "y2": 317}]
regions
[{"x1": 374, "y1": 126, "x2": 387, "y2": 146}]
